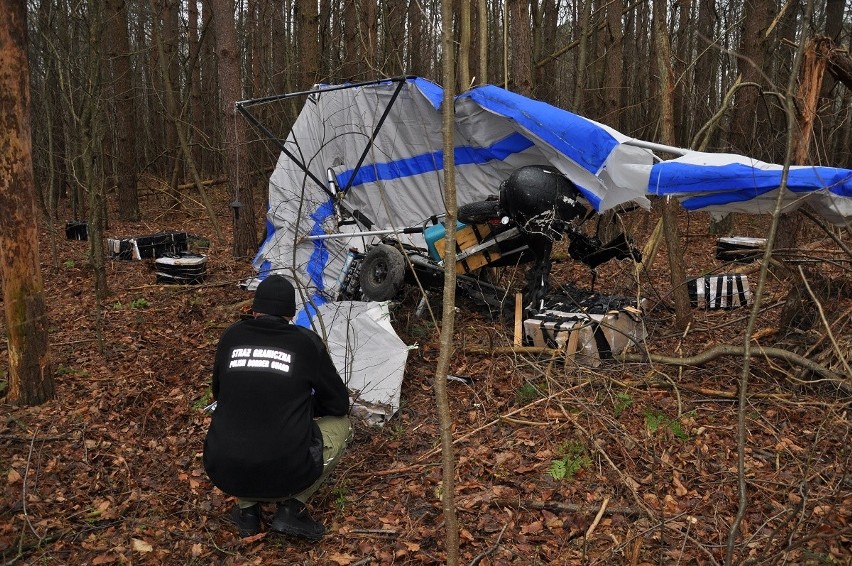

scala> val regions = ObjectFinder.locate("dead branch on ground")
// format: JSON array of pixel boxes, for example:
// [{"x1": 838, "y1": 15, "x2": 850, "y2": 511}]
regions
[{"x1": 462, "y1": 344, "x2": 847, "y2": 386}]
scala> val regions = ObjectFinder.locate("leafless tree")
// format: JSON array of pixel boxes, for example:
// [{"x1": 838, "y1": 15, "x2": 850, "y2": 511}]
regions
[
  {"x1": 0, "y1": 0, "x2": 54, "y2": 405},
  {"x1": 211, "y1": 0, "x2": 257, "y2": 256},
  {"x1": 435, "y1": 0, "x2": 461, "y2": 563},
  {"x1": 105, "y1": 0, "x2": 140, "y2": 221}
]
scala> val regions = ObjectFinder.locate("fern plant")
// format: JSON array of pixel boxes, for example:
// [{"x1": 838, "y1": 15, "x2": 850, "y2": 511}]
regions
[{"x1": 547, "y1": 440, "x2": 591, "y2": 481}]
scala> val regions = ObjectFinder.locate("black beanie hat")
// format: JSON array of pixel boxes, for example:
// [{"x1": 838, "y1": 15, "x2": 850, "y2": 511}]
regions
[{"x1": 252, "y1": 275, "x2": 297, "y2": 317}]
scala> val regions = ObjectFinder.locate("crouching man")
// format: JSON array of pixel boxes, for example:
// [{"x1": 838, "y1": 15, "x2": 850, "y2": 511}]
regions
[{"x1": 203, "y1": 275, "x2": 352, "y2": 540}]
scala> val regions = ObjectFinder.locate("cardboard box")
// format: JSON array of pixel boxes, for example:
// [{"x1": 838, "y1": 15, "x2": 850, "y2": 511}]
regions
[
  {"x1": 688, "y1": 274, "x2": 751, "y2": 309},
  {"x1": 523, "y1": 307, "x2": 645, "y2": 366}
]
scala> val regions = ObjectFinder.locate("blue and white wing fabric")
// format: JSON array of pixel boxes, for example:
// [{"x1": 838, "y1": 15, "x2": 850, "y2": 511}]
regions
[
  {"x1": 456, "y1": 85, "x2": 654, "y2": 213},
  {"x1": 252, "y1": 86, "x2": 362, "y2": 324},
  {"x1": 649, "y1": 152, "x2": 852, "y2": 226}
]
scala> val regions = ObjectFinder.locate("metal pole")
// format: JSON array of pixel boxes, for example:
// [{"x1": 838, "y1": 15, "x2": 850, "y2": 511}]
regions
[
  {"x1": 622, "y1": 138, "x2": 689, "y2": 156},
  {"x1": 305, "y1": 226, "x2": 425, "y2": 241}
]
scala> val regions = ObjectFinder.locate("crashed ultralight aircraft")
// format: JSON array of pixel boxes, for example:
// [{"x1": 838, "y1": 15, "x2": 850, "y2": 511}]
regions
[{"x1": 237, "y1": 76, "x2": 852, "y2": 422}]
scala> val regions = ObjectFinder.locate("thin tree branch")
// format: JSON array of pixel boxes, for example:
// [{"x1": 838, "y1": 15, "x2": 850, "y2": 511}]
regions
[
  {"x1": 618, "y1": 344, "x2": 846, "y2": 384},
  {"x1": 469, "y1": 523, "x2": 508, "y2": 566},
  {"x1": 797, "y1": 266, "x2": 852, "y2": 378},
  {"x1": 726, "y1": 2, "x2": 817, "y2": 563},
  {"x1": 462, "y1": 345, "x2": 846, "y2": 385}
]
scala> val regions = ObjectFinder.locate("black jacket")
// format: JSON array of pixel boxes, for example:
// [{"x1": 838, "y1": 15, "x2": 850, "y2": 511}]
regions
[{"x1": 203, "y1": 315, "x2": 349, "y2": 499}]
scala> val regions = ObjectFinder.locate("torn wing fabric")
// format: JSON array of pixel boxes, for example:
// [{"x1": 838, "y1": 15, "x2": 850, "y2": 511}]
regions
[
  {"x1": 455, "y1": 85, "x2": 655, "y2": 212},
  {"x1": 455, "y1": 86, "x2": 851, "y2": 223},
  {"x1": 314, "y1": 301, "x2": 408, "y2": 424},
  {"x1": 649, "y1": 152, "x2": 852, "y2": 225}
]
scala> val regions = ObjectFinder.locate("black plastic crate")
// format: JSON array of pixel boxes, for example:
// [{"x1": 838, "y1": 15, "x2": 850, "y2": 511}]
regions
[
  {"x1": 65, "y1": 221, "x2": 88, "y2": 241},
  {"x1": 107, "y1": 231, "x2": 189, "y2": 260},
  {"x1": 688, "y1": 274, "x2": 751, "y2": 309},
  {"x1": 155, "y1": 253, "x2": 208, "y2": 284},
  {"x1": 716, "y1": 237, "x2": 766, "y2": 263}
]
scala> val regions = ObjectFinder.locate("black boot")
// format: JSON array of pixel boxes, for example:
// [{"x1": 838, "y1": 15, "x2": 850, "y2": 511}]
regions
[
  {"x1": 270, "y1": 498, "x2": 325, "y2": 540},
  {"x1": 229, "y1": 503, "x2": 262, "y2": 537}
]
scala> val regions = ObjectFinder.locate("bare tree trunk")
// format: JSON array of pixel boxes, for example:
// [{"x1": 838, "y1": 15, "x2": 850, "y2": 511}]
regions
[
  {"x1": 363, "y1": 0, "x2": 378, "y2": 75},
  {"x1": 458, "y1": 0, "x2": 470, "y2": 89},
  {"x1": 819, "y1": 0, "x2": 845, "y2": 113},
  {"x1": 105, "y1": 0, "x2": 140, "y2": 221},
  {"x1": 602, "y1": 0, "x2": 623, "y2": 128},
  {"x1": 478, "y1": 0, "x2": 488, "y2": 84},
  {"x1": 188, "y1": 0, "x2": 204, "y2": 174},
  {"x1": 343, "y1": 0, "x2": 359, "y2": 79},
  {"x1": 383, "y1": 0, "x2": 406, "y2": 76},
  {"x1": 776, "y1": 36, "x2": 831, "y2": 254},
  {"x1": 161, "y1": 0, "x2": 183, "y2": 204},
  {"x1": 83, "y1": 110, "x2": 108, "y2": 302},
  {"x1": 244, "y1": 0, "x2": 255, "y2": 96},
  {"x1": 573, "y1": 0, "x2": 592, "y2": 112},
  {"x1": 436, "y1": 1, "x2": 460, "y2": 563},
  {"x1": 199, "y1": 1, "x2": 219, "y2": 177},
  {"x1": 507, "y1": 0, "x2": 532, "y2": 95},
  {"x1": 318, "y1": 0, "x2": 334, "y2": 78},
  {"x1": 695, "y1": 0, "x2": 718, "y2": 146},
  {"x1": 818, "y1": 0, "x2": 847, "y2": 165},
  {"x1": 35, "y1": 0, "x2": 68, "y2": 223},
  {"x1": 211, "y1": 0, "x2": 257, "y2": 256},
  {"x1": 728, "y1": 0, "x2": 774, "y2": 158},
  {"x1": 77, "y1": 0, "x2": 109, "y2": 303},
  {"x1": 673, "y1": 0, "x2": 692, "y2": 142},
  {"x1": 653, "y1": 0, "x2": 692, "y2": 333},
  {"x1": 407, "y1": 0, "x2": 426, "y2": 77},
  {"x1": 533, "y1": 0, "x2": 558, "y2": 102},
  {"x1": 0, "y1": 0, "x2": 54, "y2": 405},
  {"x1": 296, "y1": 0, "x2": 318, "y2": 88}
]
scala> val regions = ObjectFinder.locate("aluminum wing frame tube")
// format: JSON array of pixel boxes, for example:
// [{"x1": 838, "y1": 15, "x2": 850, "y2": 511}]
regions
[{"x1": 235, "y1": 76, "x2": 417, "y2": 214}]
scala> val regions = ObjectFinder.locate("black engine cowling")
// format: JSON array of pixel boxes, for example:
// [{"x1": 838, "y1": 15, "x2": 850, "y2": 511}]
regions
[{"x1": 498, "y1": 165, "x2": 587, "y2": 239}]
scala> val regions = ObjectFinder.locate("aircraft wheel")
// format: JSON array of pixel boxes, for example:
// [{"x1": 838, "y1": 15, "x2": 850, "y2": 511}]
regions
[{"x1": 360, "y1": 244, "x2": 406, "y2": 301}]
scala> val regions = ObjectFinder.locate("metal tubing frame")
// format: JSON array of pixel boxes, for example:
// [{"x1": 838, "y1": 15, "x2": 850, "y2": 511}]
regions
[{"x1": 235, "y1": 76, "x2": 416, "y2": 207}]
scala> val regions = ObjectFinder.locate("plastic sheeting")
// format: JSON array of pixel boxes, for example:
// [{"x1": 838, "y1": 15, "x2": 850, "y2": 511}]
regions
[{"x1": 312, "y1": 301, "x2": 409, "y2": 425}]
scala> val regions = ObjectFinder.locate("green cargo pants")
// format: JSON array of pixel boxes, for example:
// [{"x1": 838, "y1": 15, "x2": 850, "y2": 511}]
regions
[{"x1": 238, "y1": 415, "x2": 352, "y2": 508}]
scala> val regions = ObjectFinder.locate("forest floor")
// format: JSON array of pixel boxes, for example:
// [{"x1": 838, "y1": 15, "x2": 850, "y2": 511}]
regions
[{"x1": 1, "y1": 184, "x2": 850, "y2": 565}]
